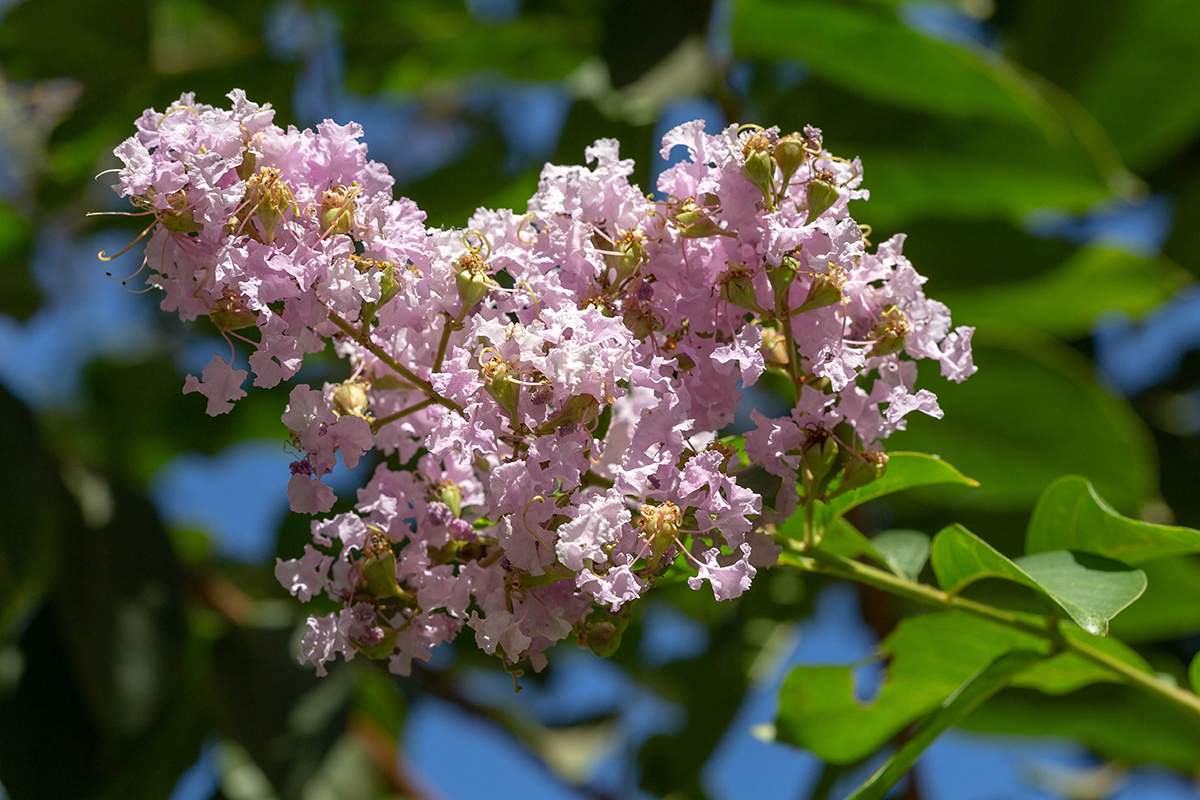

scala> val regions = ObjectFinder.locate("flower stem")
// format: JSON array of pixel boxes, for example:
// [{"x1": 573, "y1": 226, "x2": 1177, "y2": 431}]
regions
[
  {"x1": 778, "y1": 548, "x2": 1200, "y2": 719},
  {"x1": 371, "y1": 397, "x2": 437, "y2": 433},
  {"x1": 327, "y1": 311, "x2": 463, "y2": 415}
]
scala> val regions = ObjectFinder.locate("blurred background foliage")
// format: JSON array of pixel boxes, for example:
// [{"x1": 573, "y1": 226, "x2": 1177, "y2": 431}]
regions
[{"x1": 3, "y1": 0, "x2": 1200, "y2": 798}]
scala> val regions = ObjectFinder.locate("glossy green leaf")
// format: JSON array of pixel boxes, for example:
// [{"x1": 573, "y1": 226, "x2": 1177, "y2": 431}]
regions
[
  {"x1": 774, "y1": 609, "x2": 1137, "y2": 762},
  {"x1": 930, "y1": 523, "x2": 1146, "y2": 635},
  {"x1": 732, "y1": 0, "x2": 1057, "y2": 128},
  {"x1": 940, "y1": 247, "x2": 1191, "y2": 338},
  {"x1": 889, "y1": 336, "x2": 1157, "y2": 512},
  {"x1": 1028, "y1": 476, "x2": 1200, "y2": 564},
  {"x1": 1014, "y1": 550, "x2": 1147, "y2": 636},
  {"x1": 814, "y1": 452, "x2": 979, "y2": 528},
  {"x1": 844, "y1": 650, "x2": 1045, "y2": 800},
  {"x1": 870, "y1": 530, "x2": 931, "y2": 580}
]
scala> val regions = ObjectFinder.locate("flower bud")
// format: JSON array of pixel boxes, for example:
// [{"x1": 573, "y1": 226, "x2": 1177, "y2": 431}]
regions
[
  {"x1": 833, "y1": 451, "x2": 889, "y2": 496},
  {"x1": 333, "y1": 380, "x2": 369, "y2": 417},
  {"x1": 775, "y1": 133, "x2": 806, "y2": 188},
  {"x1": 805, "y1": 177, "x2": 839, "y2": 224},
  {"x1": 768, "y1": 254, "x2": 800, "y2": 304},
  {"x1": 456, "y1": 258, "x2": 495, "y2": 313},
  {"x1": 801, "y1": 428, "x2": 839, "y2": 492},
  {"x1": 244, "y1": 167, "x2": 292, "y2": 244},
  {"x1": 482, "y1": 357, "x2": 521, "y2": 420},
  {"x1": 742, "y1": 149, "x2": 776, "y2": 207},
  {"x1": 378, "y1": 262, "x2": 402, "y2": 307},
  {"x1": 358, "y1": 533, "x2": 408, "y2": 602},
  {"x1": 581, "y1": 610, "x2": 631, "y2": 658}
]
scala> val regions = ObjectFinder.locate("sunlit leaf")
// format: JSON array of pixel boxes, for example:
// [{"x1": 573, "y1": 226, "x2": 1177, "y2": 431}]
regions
[
  {"x1": 1027, "y1": 475, "x2": 1200, "y2": 564},
  {"x1": 870, "y1": 529, "x2": 931, "y2": 580}
]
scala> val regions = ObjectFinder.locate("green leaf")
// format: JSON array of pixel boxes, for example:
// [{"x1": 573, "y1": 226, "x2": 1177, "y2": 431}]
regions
[
  {"x1": 870, "y1": 530, "x2": 931, "y2": 580},
  {"x1": 1014, "y1": 551, "x2": 1147, "y2": 637},
  {"x1": 818, "y1": 518, "x2": 889, "y2": 565},
  {"x1": 938, "y1": 247, "x2": 1191, "y2": 338},
  {"x1": 844, "y1": 650, "x2": 1045, "y2": 800},
  {"x1": 1109, "y1": 557, "x2": 1200, "y2": 643},
  {"x1": 930, "y1": 524, "x2": 1146, "y2": 635},
  {"x1": 1077, "y1": 0, "x2": 1200, "y2": 171},
  {"x1": 889, "y1": 336, "x2": 1157, "y2": 512},
  {"x1": 774, "y1": 609, "x2": 1136, "y2": 762},
  {"x1": 1027, "y1": 476, "x2": 1200, "y2": 564},
  {"x1": 966, "y1": 684, "x2": 1200, "y2": 773},
  {"x1": 814, "y1": 452, "x2": 978, "y2": 528},
  {"x1": 731, "y1": 0, "x2": 1058, "y2": 128},
  {"x1": 1191, "y1": 652, "x2": 1200, "y2": 695}
]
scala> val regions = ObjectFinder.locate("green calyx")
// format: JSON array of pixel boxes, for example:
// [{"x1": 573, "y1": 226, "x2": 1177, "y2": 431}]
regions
[
  {"x1": 795, "y1": 264, "x2": 845, "y2": 314},
  {"x1": 831, "y1": 451, "x2": 889, "y2": 496},
  {"x1": 805, "y1": 177, "x2": 839, "y2": 224},
  {"x1": 801, "y1": 429, "x2": 839, "y2": 492},
  {"x1": 719, "y1": 267, "x2": 766, "y2": 314},
  {"x1": 774, "y1": 133, "x2": 806, "y2": 189},
  {"x1": 482, "y1": 357, "x2": 521, "y2": 420},
  {"x1": 209, "y1": 292, "x2": 256, "y2": 332},
  {"x1": 669, "y1": 196, "x2": 729, "y2": 239},
  {"x1": 321, "y1": 184, "x2": 358, "y2": 236}
]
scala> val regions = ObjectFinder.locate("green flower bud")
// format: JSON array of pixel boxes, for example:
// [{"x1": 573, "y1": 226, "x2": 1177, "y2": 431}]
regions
[
  {"x1": 581, "y1": 610, "x2": 631, "y2": 658},
  {"x1": 775, "y1": 133, "x2": 806, "y2": 188},
  {"x1": 244, "y1": 167, "x2": 293, "y2": 244},
  {"x1": 801, "y1": 428, "x2": 839, "y2": 492},
  {"x1": 768, "y1": 254, "x2": 800, "y2": 303},
  {"x1": 482, "y1": 357, "x2": 521, "y2": 420},
  {"x1": 805, "y1": 177, "x2": 839, "y2": 224},
  {"x1": 456, "y1": 260, "x2": 495, "y2": 312},
  {"x1": 358, "y1": 533, "x2": 408, "y2": 602},
  {"x1": 833, "y1": 451, "x2": 889, "y2": 496},
  {"x1": 378, "y1": 262, "x2": 402, "y2": 307}
]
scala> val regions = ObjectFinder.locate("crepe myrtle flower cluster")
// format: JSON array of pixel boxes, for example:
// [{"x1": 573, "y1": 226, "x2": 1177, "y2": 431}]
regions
[{"x1": 103, "y1": 91, "x2": 974, "y2": 678}]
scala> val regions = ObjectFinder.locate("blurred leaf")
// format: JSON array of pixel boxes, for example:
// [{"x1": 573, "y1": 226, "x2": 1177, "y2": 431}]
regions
[
  {"x1": 54, "y1": 482, "x2": 189, "y2": 739},
  {"x1": 0, "y1": 203, "x2": 38, "y2": 320},
  {"x1": 856, "y1": 148, "x2": 1112, "y2": 230},
  {"x1": 889, "y1": 335, "x2": 1157, "y2": 512},
  {"x1": 870, "y1": 530, "x2": 931, "y2": 580},
  {"x1": 150, "y1": 0, "x2": 256, "y2": 75},
  {"x1": 930, "y1": 524, "x2": 1146, "y2": 635},
  {"x1": 940, "y1": 247, "x2": 1191, "y2": 338},
  {"x1": 1077, "y1": 0, "x2": 1200, "y2": 171},
  {"x1": 732, "y1": 0, "x2": 1058, "y2": 128},
  {"x1": 1027, "y1": 475, "x2": 1200, "y2": 564},
  {"x1": 774, "y1": 609, "x2": 1133, "y2": 763},
  {"x1": 211, "y1": 626, "x2": 353, "y2": 800},
  {"x1": 1109, "y1": 557, "x2": 1200, "y2": 643},
  {"x1": 1191, "y1": 652, "x2": 1200, "y2": 694},
  {"x1": 844, "y1": 650, "x2": 1045, "y2": 800},
  {"x1": 0, "y1": 385, "x2": 63, "y2": 641},
  {"x1": 966, "y1": 684, "x2": 1200, "y2": 772}
]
